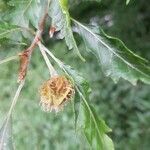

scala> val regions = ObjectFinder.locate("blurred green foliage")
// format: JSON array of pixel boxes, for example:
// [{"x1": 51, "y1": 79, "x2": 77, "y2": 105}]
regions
[{"x1": 0, "y1": 0, "x2": 150, "y2": 150}]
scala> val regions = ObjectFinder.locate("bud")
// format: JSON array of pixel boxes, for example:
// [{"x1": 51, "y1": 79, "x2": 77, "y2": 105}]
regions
[
  {"x1": 49, "y1": 26, "x2": 56, "y2": 38},
  {"x1": 39, "y1": 76, "x2": 74, "y2": 112}
]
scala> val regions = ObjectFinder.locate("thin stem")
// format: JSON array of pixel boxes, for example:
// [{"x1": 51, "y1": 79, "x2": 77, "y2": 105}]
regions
[
  {"x1": 39, "y1": 43, "x2": 62, "y2": 66},
  {"x1": 7, "y1": 80, "x2": 25, "y2": 118},
  {"x1": 0, "y1": 55, "x2": 18, "y2": 65},
  {"x1": 38, "y1": 42, "x2": 58, "y2": 77},
  {"x1": 37, "y1": 43, "x2": 69, "y2": 75},
  {"x1": 0, "y1": 80, "x2": 25, "y2": 149}
]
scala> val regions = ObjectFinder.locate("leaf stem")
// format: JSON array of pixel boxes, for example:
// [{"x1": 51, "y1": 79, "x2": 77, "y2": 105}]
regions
[{"x1": 0, "y1": 55, "x2": 18, "y2": 65}]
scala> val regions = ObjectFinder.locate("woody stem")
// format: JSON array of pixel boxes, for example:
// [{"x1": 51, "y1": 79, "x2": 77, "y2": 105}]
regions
[{"x1": 18, "y1": 0, "x2": 51, "y2": 82}]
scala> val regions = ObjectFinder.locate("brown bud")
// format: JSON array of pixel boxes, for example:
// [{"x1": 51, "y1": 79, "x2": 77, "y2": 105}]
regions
[{"x1": 49, "y1": 26, "x2": 56, "y2": 38}]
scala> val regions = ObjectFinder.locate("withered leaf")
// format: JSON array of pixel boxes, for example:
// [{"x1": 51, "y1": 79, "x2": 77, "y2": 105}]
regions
[{"x1": 18, "y1": 50, "x2": 29, "y2": 83}]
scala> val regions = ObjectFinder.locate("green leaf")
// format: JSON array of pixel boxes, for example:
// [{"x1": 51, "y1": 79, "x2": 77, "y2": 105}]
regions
[
  {"x1": 0, "y1": 117, "x2": 14, "y2": 150},
  {"x1": 76, "y1": 85, "x2": 114, "y2": 150},
  {"x1": 49, "y1": 0, "x2": 85, "y2": 61},
  {"x1": 103, "y1": 135, "x2": 115, "y2": 150},
  {"x1": 62, "y1": 65, "x2": 114, "y2": 150},
  {"x1": 0, "y1": 22, "x2": 22, "y2": 40},
  {"x1": 7, "y1": 0, "x2": 42, "y2": 28},
  {"x1": 80, "y1": 102, "x2": 114, "y2": 150},
  {"x1": 72, "y1": 18, "x2": 150, "y2": 85},
  {"x1": 73, "y1": 91, "x2": 80, "y2": 130},
  {"x1": 0, "y1": 22, "x2": 32, "y2": 48}
]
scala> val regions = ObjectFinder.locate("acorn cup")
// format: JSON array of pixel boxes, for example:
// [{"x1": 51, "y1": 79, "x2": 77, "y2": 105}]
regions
[{"x1": 39, "y1": 64, "x2": 75, "y2": 112}]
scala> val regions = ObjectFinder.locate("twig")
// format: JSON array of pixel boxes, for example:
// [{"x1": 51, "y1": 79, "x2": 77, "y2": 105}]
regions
[
  {"x1": 18, "y1": 0, "x2": 51, "y2": 82},
  {"x1": 17, "y1": 30, "x2": 41, "y2": 82}
]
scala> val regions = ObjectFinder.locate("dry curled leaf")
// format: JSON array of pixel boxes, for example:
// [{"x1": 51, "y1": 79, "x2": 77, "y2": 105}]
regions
[
  {"x1": 18, "y1": 51, "x2": 29, "y2": 83},
  {"x1": 39, "y1": 75, "x2": 75, "y2": 112}
]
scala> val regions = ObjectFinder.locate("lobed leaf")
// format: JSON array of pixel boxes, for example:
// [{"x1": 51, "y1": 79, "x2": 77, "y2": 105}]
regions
[
  {"x1": 0, "y1": 22, "x2": 22, "y2": 41},
  {"x1": 7, "y1": 0, "x2": 42, "y2": 28},
  {"x1": 73, "y1": 19, "x2": 150, "y2": 85},
  {"x1": 49, "y1": 0, "x2": 85, "y2": 61},
  {"x1": 62, "y1": 64, "x2": 114, "y2": 150},
  {"x1": 80, "y1": 101, "x2": 114, "y2": 150}
]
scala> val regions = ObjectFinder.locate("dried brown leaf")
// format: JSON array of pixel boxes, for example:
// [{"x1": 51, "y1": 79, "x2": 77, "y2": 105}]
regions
[{"x1": 18, "y1": 50, "x2": 29, "y2": 82}]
